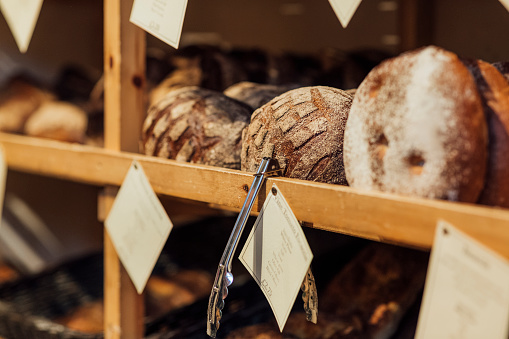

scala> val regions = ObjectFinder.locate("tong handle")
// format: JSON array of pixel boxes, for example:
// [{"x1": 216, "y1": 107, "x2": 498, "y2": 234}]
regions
[{"x1": 207, "y1": 157, "x2": 279, "y2": 337}]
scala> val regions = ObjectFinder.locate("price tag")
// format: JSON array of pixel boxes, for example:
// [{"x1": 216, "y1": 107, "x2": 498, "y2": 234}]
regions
[
  {"x1": 130, "y1": 0, "x2": 188, "y2": 49},
  {"x1": 500, "y1": 0, "x2": 509, "y2": 13},
  {"x1": 239, "y1": 184, "x2": 313, "y2": 332},
  {"x1": 415, "y1": 220, "x2": 509, "y2": 339},
  {"x1": 328, "y1": 0, "x2": 363, "y2": 28},
  {"x1": 0, "y1": 0, "x2": 43, "y2": 53},
  {"x1": 105, "y1": 160, "x2": 173, "y2": 294}
]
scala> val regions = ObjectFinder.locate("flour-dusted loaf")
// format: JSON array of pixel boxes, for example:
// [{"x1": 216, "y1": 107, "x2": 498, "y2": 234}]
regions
[
  {"x1": 24, "y1": 100, "x2": 88, "y2": 143},
  {"x1": 464, "y1": 59, "x2": 509, "y2": 207},
  {"x1": 343, "y1": 46, "x2": 488, "y2": 202},
  {"x1": 142, "y1": 86, "x2": 252, "y2": 169},
  {"x1": 241, "y1": 86, "x2": 353, "y2": 185}
]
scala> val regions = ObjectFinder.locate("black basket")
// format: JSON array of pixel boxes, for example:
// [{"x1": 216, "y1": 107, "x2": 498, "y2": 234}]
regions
[
  {"x1": 0, "y1": 216, "x2": 240, "y2": 339},
  {"x1": 0, "y1": 253, "x2": 104, "y2": 339}
]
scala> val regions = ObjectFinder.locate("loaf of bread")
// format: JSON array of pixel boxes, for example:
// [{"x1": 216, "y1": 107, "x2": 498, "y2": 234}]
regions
[
  {"x1": 142, "y1": 86, "x2": 252, "y2": 169},
  {"x1": 241, "y1": 86, "x2": 352, "y2": 185},
  {"x1": 145, "y1": 269, "x2": 213, "y2": 317},
  {"x1": 343, "y1": 46, "x2": 488, "y2": 202},
  {"x1": 464, "y1": 60, "x2": 509, "y2": 207},
  {"x1": 0, "y1": 77, "x2": 52, "y2": 133},
  {"x1": 492, "y1": 61, "x2": 509, "y2": 83},
  {"x1": 226, "y1": 323, "x2": 299, "y2": 339},
  {"x1": 149, "y1": 45, "x2": 248, "y2": 106},
  {"x1": 54, "y1": 300, "x2": 103, "y2": 334},
  {"x1": 224, "y1": 81, "x2": 297, "y2": 111},
  {"x1": 24, "y1": 100, "x2": 88, "y2": 143},
  {"x1": 320, "y1": 243, "x2": 428, "y2": 339}
]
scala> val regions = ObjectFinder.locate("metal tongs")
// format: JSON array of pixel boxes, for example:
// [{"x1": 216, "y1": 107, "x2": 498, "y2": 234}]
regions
[{"x1": 207, "y1": 157, "x2": 280, "y2": 337}]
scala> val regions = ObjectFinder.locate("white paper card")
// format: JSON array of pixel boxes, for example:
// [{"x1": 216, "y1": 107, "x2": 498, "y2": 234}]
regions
[
  {"x1": 500, "y1": 0, "x2": 509, "y2": 13},
  {"x1": 105, "y1": 160, "x2": 173, "y2": 294},
  {"x1": 130, "y1": 0, "x2": 188, "y2": 49},
  {"x1": 415, "y1": 220, "x2": 509, "y2": 339},
  {"x1": 328, "y1": 0, "x2": 362, "y2": 28},
  {"x1": 0, "y1": 0, "x2": 43, "y2": 53},
  {"x1": 239, "y1": 184, "x2": 313, "y2": 332}
]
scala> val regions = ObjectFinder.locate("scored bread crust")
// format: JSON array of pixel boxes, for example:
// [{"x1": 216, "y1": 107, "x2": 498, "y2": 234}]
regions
[
  {"x1": 241, "y1": 86, "x2": 353, "y2": 185},
  {"x1": 142, "y1": 86, "x2": 252, "y2": 169}
]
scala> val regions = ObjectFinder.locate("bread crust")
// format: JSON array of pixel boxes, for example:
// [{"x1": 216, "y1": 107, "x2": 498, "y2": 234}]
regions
[
  {"x1": 241, "y1": 86, "x2": 352, "y2": 185},
  {"x1": 343, "y1": 46, "x2": 487, "y2": 202},
  {"x1": 142, "y1": 86, "x2": 252, "y2": 169},
  {"x1": 465, "y1": 60, "x2": 509, "y2": 207}
]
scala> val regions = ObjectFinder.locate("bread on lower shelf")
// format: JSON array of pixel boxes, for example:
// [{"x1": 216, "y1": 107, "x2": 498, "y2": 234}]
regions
[{"x1": 225, "y1": 243, "x2": 428, "y2": 339}]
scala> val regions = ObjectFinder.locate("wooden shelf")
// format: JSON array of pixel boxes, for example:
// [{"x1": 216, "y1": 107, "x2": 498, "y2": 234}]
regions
[{"x1": 3, "y1": 132, "x2": 509, "y2": 260}]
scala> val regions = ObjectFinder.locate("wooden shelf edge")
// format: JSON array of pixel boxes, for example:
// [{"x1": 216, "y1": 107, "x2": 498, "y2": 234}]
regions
[{"x1": 2, "y1": 133, "x2": 509, "y2": 258}]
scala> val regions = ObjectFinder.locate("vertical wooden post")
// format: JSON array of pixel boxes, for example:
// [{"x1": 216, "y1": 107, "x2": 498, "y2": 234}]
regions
[
  {"x1": 398, "y1": 0, "x2": 435, "y2": 52},
  {"x1": 103, "y1": 0, "x2": 146, "y2": 338}
]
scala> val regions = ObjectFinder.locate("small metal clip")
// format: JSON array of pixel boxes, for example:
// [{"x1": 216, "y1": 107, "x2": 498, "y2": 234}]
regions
[{"x1": 206, "y1": 158, "x2": 280, "y2": 337}]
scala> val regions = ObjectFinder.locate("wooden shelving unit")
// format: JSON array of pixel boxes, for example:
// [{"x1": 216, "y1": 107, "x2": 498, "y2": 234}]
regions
[
  {"x1": 0, "y1": 0, "x2": 507, "y2": 338},
  {"x1": 2, "y1": 131, "x2": 509, "y2": 257}
]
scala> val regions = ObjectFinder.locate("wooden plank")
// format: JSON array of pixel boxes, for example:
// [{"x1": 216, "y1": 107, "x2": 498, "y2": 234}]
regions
[
  {"x1": 104, "y1": 0, "x2": 146, "y2": 153},
  {"x1": 1, "y1": 133, "x2": 509, "y2": 259},
  {"x1": 264, "y1": 178, "x2": 509, "y2": 258},
  {"x1": 103, "y1": 0, "x2": 146, "y2": 337},
  {"x1": 102, "y1": 188, "x2": 144, "y2": 339}
]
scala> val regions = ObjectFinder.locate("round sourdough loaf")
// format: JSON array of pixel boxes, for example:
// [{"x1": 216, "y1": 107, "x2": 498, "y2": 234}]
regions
[
  {"x1": 142, "y1": 86, "x2": 252, "y2": 169},
  {"x1": 343, "y1": 46, "x2": 488, "y2": 202},
  {"x1": 24, "y1": 100, "x2": 88, "y2": 143},
  {"x1": 241, "y1": 86, "x2": 352, "y2": 185}
]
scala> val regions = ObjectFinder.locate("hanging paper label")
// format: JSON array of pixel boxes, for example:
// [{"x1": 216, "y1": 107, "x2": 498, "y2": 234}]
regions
[
  {"x1": 500, "y1": 0, "x2": 509, "y2": 13},
  {"x1": 415, "y1": 220, "x2": 509, "y2": 339},
  {"x1": 328, "y1": 0, "x2": 362, "y2": 28},
  {"x1": 130, "y1": 0, "x2": 188, "y2": 49},
  {"x1": 239, "y1": 184, "x2": 313, "y2": 332},
  {"x1": 105, "y1": 160, "x2": 173, "y2": 294},
  {"x1": 0, "y1": 0, "x2": 43, "y2": 53}
]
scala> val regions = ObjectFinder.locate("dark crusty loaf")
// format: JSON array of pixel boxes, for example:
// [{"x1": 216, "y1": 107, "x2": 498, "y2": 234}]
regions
[
  {"x1": 320, "y1": 243, "x2": 428, "y2": 339},
  {"x1": 241, "y1": 86, "x2": 353, "y2": 185},
  {"x1": 142, "y1": 86, "x2": 252, "y2": 169},
  {"x1": 464, "y1": 59, "x2": 509, "y2": 207}
]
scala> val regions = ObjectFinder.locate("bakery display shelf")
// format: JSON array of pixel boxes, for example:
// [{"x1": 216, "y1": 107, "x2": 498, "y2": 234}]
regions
[{"x1": 2, "y1": 131, "x2": 509, "y2": 259}]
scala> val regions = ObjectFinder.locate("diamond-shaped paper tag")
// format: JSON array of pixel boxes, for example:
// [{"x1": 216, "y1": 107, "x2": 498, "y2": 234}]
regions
[
  {"x1": 239, "y1": 184, "x2": 313, "y2": 332},
  {"x1": 328, "y1": 0, "x2": 363, "y2": 28},
  {"x1": 130, "y1": 0, "x2": 188, "y2": 49},
  {"x1": 105, "y1": 160, "x2": 173, "y2": 294},
  {"x1": 500, "y1": 0, "x2": 509, "y2": 12},
  {"x1": 0, "y1": 0, "x2": 44, "y2": 53}
]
